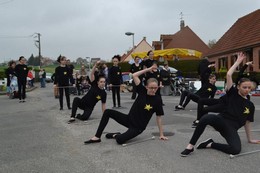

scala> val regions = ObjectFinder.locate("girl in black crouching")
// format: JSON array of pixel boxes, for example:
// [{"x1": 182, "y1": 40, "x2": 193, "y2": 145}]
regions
[
  {"x1": 68, "y1": 61, "x2": 107, "y2": 123},
  {"x1": 181, "y1": 52, "x2": 260, "y2": 157},
  {"x1": 84, "y1": 64, "x2": 168, "y2": 145},
  {"x1": 54, "y1": 56, "x2": 74, "y2": 110}
]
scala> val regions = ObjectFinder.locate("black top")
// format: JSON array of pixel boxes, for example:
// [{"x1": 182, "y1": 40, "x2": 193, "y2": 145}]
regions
[
  {"x1": 42, "y1": 71, "x2": 46, "y2": 78},
  {"x1": 76, "y1": 76, "x2": 83, "y2": 87},
  {"x1": 81, "y1": 83, "x2": 107, "y2": 109},
  {"x1": 198, "y1": 59, "x2": 211, "y2": 77},
  {"x1": 144, "y1": 70, "x2": 161, "y2": 86},
  {"x1": 54, "y1": 66, "x2": 74, "y2": 86},
  {"x1": 221, "y1": 86, "x2": 254, "y2": 128},
  {"x1": 14, "y1": 64, "x2": 28, "y2": 81},
  {"x1": 160, "y1": 69, "x2": 171, "y2": 86},
  {"x1": 195, "y1": 82, "x2": 217, "y2": 98},
  {"x1": 143, "y1": 59, "x2": 156, "y2": 68},
  {"x1": 108, "y1": 66, "x2": 122, "y2": 85},
  {"x1": 128, "y1": 84, "x2": 164, "y2": 130},
  {"x1": 130, "y1": 63, "x2": 144, "y2": 80},
  {"x1": 130, "y1": 63, "x2": 143, "y2": 73},
  {"x1": 5, "y1": 67, "x2": 16, "y2": 86}
]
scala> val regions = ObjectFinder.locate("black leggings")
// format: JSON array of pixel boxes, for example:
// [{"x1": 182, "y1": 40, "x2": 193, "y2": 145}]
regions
[
  {"x1": 197, "y1": 98, "x2": 224, "y2": 120},
  {"x1": 71, "y1": 97, "x2": 93, "y2": 120},
  {"x1": 17, "y1": 79, "x2": 26, "y2": 100},
  {"x1": 179, "y1": 90, "x2": 200, "y2": 108},
  {"x1": 95, "y1": 109, "x2": 143, "y2": 144},
  {"x1": 59, "y1": 87, "x2": 70, "y2": 109},
  {"x1": 190, "y1": 114, "x2": 241, "y2": 154},
  {"x1": 112, "y1": 86, "x2": 121, "y2": 107}
]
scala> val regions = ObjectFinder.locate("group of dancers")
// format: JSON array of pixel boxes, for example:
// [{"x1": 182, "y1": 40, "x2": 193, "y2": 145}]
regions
[{"x1": 53, "y1": 51, "x2": 260, "y2": 157}]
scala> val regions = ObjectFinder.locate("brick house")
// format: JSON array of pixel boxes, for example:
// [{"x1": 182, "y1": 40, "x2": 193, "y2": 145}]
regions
[
  {"x1": 152, "y1": 20, "x2": 210, "y2": 59},
  {"x1": 121, "y1": 37, "x2": 153, "y2": 62},
  {"x1": 205, "y1": 9, "x2": 260, "y2": 73}
]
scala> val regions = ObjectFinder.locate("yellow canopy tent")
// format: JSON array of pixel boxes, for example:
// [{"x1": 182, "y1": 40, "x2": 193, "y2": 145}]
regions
[{"x1": 131, "y1": 48, "x2": 202, "y2": 60}]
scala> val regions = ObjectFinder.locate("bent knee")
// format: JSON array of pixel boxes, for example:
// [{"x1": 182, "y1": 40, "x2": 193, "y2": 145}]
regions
[
  {"x1": 229, "y1": 146, "x2": 241, "y2": 155},
  {"x1": 115, "y1": 137, "x2": 126, "y2": 145}
]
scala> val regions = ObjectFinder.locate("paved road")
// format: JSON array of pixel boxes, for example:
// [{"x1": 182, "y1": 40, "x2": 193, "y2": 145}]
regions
[{"x1": 0, "y1": 83, "x2": 260, "y2": 173}]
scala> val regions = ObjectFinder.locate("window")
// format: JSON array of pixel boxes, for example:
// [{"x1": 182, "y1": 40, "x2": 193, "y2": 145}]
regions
[{"x1": 218, "y1": 57, "x2": 227, "y2": 70}]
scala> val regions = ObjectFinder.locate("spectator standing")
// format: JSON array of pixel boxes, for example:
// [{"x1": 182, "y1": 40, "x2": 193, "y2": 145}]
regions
[
  {"x1": 15, "y1": 56, "x2": 29, "y2": 102},
  {"x1": 5, "y1": 60, "x2": 16, "y2": 96},
  {"x1": 160, "y1": 62, "x2": 171, "y2": 96}
]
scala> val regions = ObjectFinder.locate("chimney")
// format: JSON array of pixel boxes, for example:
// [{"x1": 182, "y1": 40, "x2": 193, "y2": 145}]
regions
[{"x1": 180, "y1": 19, "x2": 185, "y2": 30}]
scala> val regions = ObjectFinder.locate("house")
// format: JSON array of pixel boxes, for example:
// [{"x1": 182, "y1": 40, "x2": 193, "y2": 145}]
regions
[
  {"x1": 121, "y1": 37, "x2": 153, "y2": 62},
  {"x1": 205, "y1": 9, "x2": 260, "y2": 72},
  {"x1": 152, "y1": 20, "x2": 210, "y2": 59}
]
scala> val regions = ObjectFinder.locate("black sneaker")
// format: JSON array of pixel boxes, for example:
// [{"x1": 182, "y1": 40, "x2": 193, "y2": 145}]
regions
[
  {"x1": 105, "y1": 132, "x2": 121, "y2": 139},
  {"x1": 68, "y1": 118, "x2": 75, "y2": 124},
  {"x1": 84, "y1": 139, "x2": 101, "y2": 144},
  {"x1": 197, "y1": 138, "x2": 214, "y2": 149},
  {"x1": 175, "y1": 105, "x2": 184, "y2": 110},
  {"x1": 192, "y1": 120, "x2": 199, "y2": 128},
  {"x1": 180, "y1": 148, "x2": 194, "y2": 157}
]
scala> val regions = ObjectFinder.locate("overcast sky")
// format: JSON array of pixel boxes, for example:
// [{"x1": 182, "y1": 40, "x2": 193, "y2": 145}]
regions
[{"x1": 0, "y1": 0, "x2": 259, "y2": 63}]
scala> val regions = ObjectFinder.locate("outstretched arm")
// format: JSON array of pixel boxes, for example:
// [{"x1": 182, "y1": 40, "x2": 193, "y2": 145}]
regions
[
  {"x1": 132, "y1": 64, "x2": 157, "y2": 86},
  {"x1": 156, "y1": 116, "x2": 168, "y2": 140},
  {"x1": 226, "y1": 52, "x2": 246, "y2": 90},
  {"x1": 90, "y1": 61, "x2": 99, "y2": 82},
  {"x1": 244, "y1": 121, "x2": 260, "y2": 144}
]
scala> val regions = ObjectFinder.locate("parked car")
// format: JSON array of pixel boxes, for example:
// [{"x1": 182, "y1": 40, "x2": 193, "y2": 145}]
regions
[{"x1": 46, "y1": 73, "x2": 53, "y2": 83}]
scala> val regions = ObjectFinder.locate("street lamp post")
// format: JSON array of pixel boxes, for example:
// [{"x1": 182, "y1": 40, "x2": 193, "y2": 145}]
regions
[{"x1": 125, "y1": 32, "x2": 135, "y2": 49}]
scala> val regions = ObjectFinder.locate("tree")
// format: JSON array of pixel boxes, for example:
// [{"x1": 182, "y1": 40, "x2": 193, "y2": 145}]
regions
[
  {"x1": 27, "y1": 54, "x2": 35, "y2": 65},
  {"x1": 208, "y1": 39, "x2": 217, "y2": 48}
]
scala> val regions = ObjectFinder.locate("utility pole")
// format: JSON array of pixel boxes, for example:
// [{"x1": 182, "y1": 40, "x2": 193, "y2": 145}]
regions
[{"x1": 34, "y1": 33, "x2": 42, "y2": 68}]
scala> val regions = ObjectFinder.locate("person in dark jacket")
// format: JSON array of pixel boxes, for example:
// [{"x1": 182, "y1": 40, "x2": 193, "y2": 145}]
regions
[
  {"x1": 54, "y1": 56, "x2": 74, "y2": 110},
  {"x1": 108, "y1": 55, "x2": 123, "y2": 108},
  {"x1": 198, "y1": 57, "x2": 215, "y2": 86},
  {"x1": 5, "y1": 60, "x2": 16, "y2": 96},
  {"x1": 15, "y1": 56, "x2": 28, "y2": 102},
  {"x1": 129, "y1": 56, "x2": 143, "y2": 99}
]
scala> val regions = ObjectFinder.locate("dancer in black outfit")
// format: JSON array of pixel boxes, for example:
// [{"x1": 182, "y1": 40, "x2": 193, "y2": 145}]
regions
[
  {"x1": 198, "y1": 57, "x2": 215, "y2": 86},
  {"x1": 180, "y1": 52, "x2": 260, "y2": 157},
  {"x1": 175, "y1": 74, "x2": 217, "y2": 110},
  {"x1": 68, "y1": 61, "x2": 107, "y2": 123},
  {"x1": 108, "y1": 55, "x2": 123, "y2": 107},
  {"x1": 84, "y1": 64, "x2": 168, "y2": 144},
  {"x1": 129, "y1": 56, "x2": 143, "y2": 99},
  {"x1": 192, "y1": 61, "x2": 257, "y2": 128},
  {"x1": 54, "y1": 56, "x2": 74, "y2": 110},
  {"x1": 15, "y1": 56, "x2": 28, "y2": 103}
]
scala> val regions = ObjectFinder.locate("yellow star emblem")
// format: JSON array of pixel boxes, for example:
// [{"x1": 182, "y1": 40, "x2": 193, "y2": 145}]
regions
[
  {"x1": 96, "y1": 95, "x2": 101, "y2": 100},
  {"x1": 244, "y1": 107, "x2": 250, "y2": 114},
  {"x1": 207, "y1": 88, "x2": 212, "y2": 92},
  {"x1": 144, "y1": 104, "x2": 153, "y2": 111}
]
